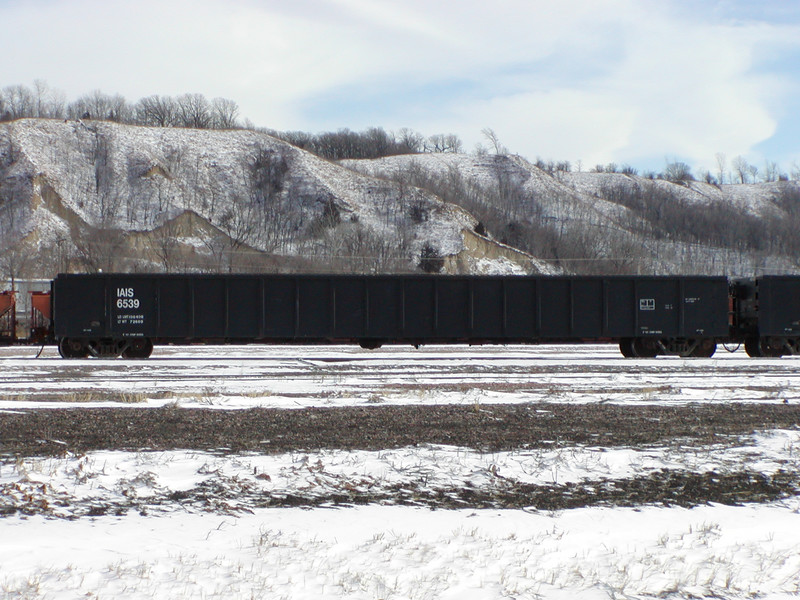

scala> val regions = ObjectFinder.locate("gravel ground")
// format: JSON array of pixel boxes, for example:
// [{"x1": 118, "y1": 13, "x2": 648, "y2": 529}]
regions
[{"x1": 3, "y1": 403, "x2": 800, "y2": 456}]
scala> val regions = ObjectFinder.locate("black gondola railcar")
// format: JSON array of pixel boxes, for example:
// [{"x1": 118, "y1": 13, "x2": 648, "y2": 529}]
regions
[
  {"x1": 51, "y1": 273, "x2": 730, "y2": 359},
  {"x1": 733, "y1": 276, "x2": 800, "y2": 357}
]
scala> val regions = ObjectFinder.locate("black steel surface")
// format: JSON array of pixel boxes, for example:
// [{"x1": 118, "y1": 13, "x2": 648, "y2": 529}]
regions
[
  {"x1": 756, "y1": 276, "x2": 800, "y2": 336},
  {"x1": 52, "y1": 273, "x2": 730, "y2": 344}
]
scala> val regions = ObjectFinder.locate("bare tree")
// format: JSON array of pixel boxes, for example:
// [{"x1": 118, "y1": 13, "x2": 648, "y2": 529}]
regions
[
  {"x1": 424, "y1": 133, "x2": 462, "y2": 153},
  {"x1": 732, "y1": 155, "x2": 750, "y2": 184},
  {"x1": 176, "y1": 93, "x2": 212, "y2": 129},
  {"x1": 68, "y1": 90, "x2": 129, "y2": 121},
  {"x1": 218, "y1": 199, "x2": 256, "y2": 270},
  {"x1": 748, "y1": 164, "x2": 759, "y2": 184},
  {"x1": 136, "y1": 95, "x2": 177, "y2": 127},
  {"x1": 396, "y1": 128, "x2": 424, "y2": 153},
  {"x1": 763, "y1": 160, "x2": 780, "y2": 183},
  {"x1": 418, "y1": 242, "x2": 444, "y2": 272},
  {"x1": 0, "y1": 237, "x2": 31, "y2": 288},
  {"x1": 714, "y1": 152, "x2": 727, "y2": 185},
  {"x1": 2, "y1": 84, "x2": 34, "y2": 120},
  {"x1": 246, "y1": 146, "x2": 291, "y2": 251},
  {"x1": 151, "y1": 216, "x2": 182, "y2": 272},
  {"x1": 698, "y1": 169, "x2": 716, "y2": 184},
  {"x1": 32, "y1": 79, "x2": 65, "y2": 118},
  {"x1": 481, "y1": 127, "x2": 507, "y2": 154},
  {"x1": 90, "y1": 132, "x2": 125, "y2": 226},
  {"x1": 663, "y1": 161, "x2": 694, "y2": 183},
  {"x1": 211, "y1": 97, "x2": 239, "y2": 129}
]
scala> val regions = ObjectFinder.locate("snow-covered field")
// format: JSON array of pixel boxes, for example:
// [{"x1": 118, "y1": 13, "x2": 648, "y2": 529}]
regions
[
  {"x1": 3, "y1": 502, "x2": 800, "y2": 599},
  {"x1": 2, "y1": 344, "x2": 800, "y2": 599},
  {"x1": 1, "y1": 343, "x2": 799, "y2": 409}
]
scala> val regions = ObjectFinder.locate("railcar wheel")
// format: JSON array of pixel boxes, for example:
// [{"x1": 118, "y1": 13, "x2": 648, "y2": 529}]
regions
[
  {"x1": 58, "y1": 337, "x2": 89, "y2": 359},
  {"x1": 745, "y1": 336, "x2": 784, "y2": 358},
  {"x1": 359, "y1": 339, "x2": 384, "y2": 350},
  {"x1": 122, "y1": 338, "x2": 153, "y2": 359},
  {"x1": 744, "y1": 337, "x2": 762, "y2": 357},
  {"x1": 619, "y1": 338, "x2": 635, "y2": 358},
  {"x1": 631, "y1": 338, "x2": 659, "y2": 358},
  {"x1": 744, "y1": 337, "x2": 774, "y2": 358},
  {"x1": 761, "y1": 337, "x2": 785, "y2": 358},
  {"x1": 689, "y1": 339, "x2": 717, "y2": 358}
]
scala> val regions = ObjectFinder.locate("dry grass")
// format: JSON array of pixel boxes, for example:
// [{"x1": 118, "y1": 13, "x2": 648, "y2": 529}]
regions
[{"x1": 0, "y1": 391, "x2": 149, "y2": 404}]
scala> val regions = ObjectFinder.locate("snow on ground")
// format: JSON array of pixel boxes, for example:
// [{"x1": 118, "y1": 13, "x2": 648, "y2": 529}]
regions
[
  {"x1": 2, "y1": 344, "x2": 800, "y2": 599},
  {"x1": 1, "y1": 343, "x2": 798, "y2": 409},
  {"x1": 3, "y1": 430, "x2": 800, "y2": 518},
  {"x1": 2, "y1": 502, "x2": 800, "y2": 599}
]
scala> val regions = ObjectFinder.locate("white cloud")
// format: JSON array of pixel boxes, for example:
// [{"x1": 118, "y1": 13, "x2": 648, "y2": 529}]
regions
[
  {"x1": 419, "y1": 2, "x2": 796, "y2": 169},
  {"x1": 1, "y1": 0, "x2": 798, "y2": 169}
]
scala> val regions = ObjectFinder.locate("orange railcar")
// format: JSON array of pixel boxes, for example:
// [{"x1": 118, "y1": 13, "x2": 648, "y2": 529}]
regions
[{"x1": 0, "y1": 290, "x2": 16, "y2": 344}]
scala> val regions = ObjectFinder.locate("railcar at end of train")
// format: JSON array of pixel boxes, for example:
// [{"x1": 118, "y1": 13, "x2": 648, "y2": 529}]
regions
[
  {"x1": 2, "y1": 273, "x2": 799, "y2": 360},
  {"x1": 731, "y1": 276, "x2": 800, "y2": 357}
]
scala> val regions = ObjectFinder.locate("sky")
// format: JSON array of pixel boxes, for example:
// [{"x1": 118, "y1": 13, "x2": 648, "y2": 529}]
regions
[{"x1": 2, "y1": 0, "x2": 800, "y2": 176}]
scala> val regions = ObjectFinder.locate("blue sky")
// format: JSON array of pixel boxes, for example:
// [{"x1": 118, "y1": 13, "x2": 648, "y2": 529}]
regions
[{"x1": 2, "y1": 0, "x2": 799, "y2": 177}]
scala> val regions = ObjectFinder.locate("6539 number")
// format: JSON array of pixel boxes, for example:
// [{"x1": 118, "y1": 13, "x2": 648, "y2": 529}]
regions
[{"x1": 116, "y1": 298, "x2": 140, "y2": 309}]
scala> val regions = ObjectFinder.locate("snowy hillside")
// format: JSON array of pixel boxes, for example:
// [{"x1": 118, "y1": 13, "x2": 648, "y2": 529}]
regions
[
  {"x1": 0, "y1": 119, "x2": 542, "y2": 276},
  {"x1": 344, "y1": 153, "x2": 800, "y2": 276},
  {"x1": 3, "y1": 118, "x2": 799, "y2": 278}
]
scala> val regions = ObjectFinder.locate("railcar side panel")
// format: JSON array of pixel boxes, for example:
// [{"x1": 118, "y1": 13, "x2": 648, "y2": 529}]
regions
[
  {"x1": 297, "y1": 277, "x2": 331, "y2": 337},
  {"x1": 538, "y1": 278, "x2": 569, "y2": 337},
  {"x1": 436, "y1": 278, "x2": 470, "y2": 338},
  {"x1": 604, "y1": 279, "x2": 635, "y2": 336},
  {"x1": 155, "y1": 278, "x2": 190, "y2": 338},
  {"x1": 227, "y1": 277, "x2": 262, "y2": 339},
  {"x1": 633, "y1": 278, "x2": 680, "y2": 337},
  {"x1": 402, "y1": 278, "x2": 435, "y2": 338},
  {"x1": 192, "y1": 278, "x2": 225, "y2": 338},
  {"x1": 52, "y1": 273, "x2": 731, "y2": 351},
  {"x1": 263, "y1": 277, "x2": 295, "y2": 337},
  {"x1": 0, "y1": 291, "x2": 16, "y2": 343},
  {"x1": 53, "y1": 275, "x2": 107, "y2": 338},
  {"x1": 571, "y1": 278, "x2": 605, "y2": 337},
  {"x1": 756, "y1": 276, "x2": 800, "y2": 336},
  {"x1": 471, "y1": 278, "x2": 503, "y2": 338},
  {"x1": 504, "y1": 277, "x2": 537, "y2": 338},
  {"x1": 367, "y1": 277, "x2": 401, "y2": 338},
  {"x1": 682, "y1": 277, "x2": 730, "y2": 337},
  {"x1": 111, "y1": 277, "x2": 154, "y2": 338},
  {"x1": 331, "y1": 276, "x2": 365, "y2": 338}
]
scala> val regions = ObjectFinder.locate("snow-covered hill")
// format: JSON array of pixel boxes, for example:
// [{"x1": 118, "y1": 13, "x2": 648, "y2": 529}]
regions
[
  {"x1": 0, "y1": 119, "x2": 545, "y2": 276},
  {"x1": 3, "y1": 118, "x2": 799, "y2": 278},
  {"x1": 344, "y1": 153, "x2": 800, "y2": 276}
]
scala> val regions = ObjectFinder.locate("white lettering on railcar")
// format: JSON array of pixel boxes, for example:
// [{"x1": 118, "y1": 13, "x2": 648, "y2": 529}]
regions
[
  {"x1": 117, "y1": 314, "x2": 144, "y2": 325},
  {"x1": 115, "y1": 287, "x2": 140, "y2": 309},
  {"x1": 116, "y1": 298, "x2": 140, "y2": 309},
  {"x1": 115, "y1": 286, "x2": 143, "y2": 327},
  {"x1": 639, "y1": 298, "x2": 656, "y2": 311}
]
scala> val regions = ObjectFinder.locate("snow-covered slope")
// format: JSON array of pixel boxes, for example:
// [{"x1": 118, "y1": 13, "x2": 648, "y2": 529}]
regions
[
  {"x1": 344, "y1": 153, "x2": 800, "y2": 276},
  {"x1": 3, "y1": 118, "x2": 799, "y2": 278},
  {"x1": 0, "y1": 119, "x2": 542, "y2": 275}
]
